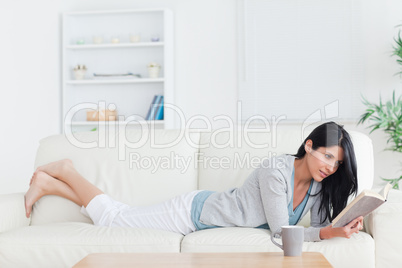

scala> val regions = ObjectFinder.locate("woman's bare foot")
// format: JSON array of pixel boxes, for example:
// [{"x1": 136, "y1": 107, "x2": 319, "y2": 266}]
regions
[
  {"x1": 24, "y1": 171, "x2": 55, "y2": 218},
  {"x1": 25, "y1": 170, "x2": 84, "y2": 218},
  {"x1": 31, "y1": 159, "x2": 103, "y2": 209},
  {"x1": 35, "y1": 159, "x2": 73, "y2": 179}
]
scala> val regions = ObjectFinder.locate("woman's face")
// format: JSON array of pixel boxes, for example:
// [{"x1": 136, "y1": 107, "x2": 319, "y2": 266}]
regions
[{"x1": 305, "y1": 141, "x2": 344, "y2": 182}]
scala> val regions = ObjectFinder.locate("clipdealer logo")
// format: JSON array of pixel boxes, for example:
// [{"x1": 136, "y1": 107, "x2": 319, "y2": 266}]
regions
[{"x1": 63, "y1": 100, "x2": 340, "y2": 167}]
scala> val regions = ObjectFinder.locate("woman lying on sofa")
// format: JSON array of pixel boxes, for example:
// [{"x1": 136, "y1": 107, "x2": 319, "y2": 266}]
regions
[{"x1": 24, "y1": 121, "x2": 363, "y2": 242}]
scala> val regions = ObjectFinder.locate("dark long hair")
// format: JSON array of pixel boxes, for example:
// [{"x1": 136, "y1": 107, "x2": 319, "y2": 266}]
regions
[{"x1": 294, "y1": 122, "x2": 358, "y2": 223}]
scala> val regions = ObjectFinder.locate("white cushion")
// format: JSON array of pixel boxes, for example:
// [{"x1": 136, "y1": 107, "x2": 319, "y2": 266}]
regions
[
  {"x1": 347, "y1": 130, "x2": 374, "y2": 194},
  {"x1": 181, "y1": 227, "x2": 274, "y2": 252},
  {"x1": 198, "y1": 131, "x2": 291, "y2": 191},
  {"x1": 366, "y1": 190, "x2": 402, "y2": 268},
  {"x1": 181, "y1": 227, "x2": 374, "y2": 268},
  {"x1": 0, "y1": 193, "x2": 30, "y2": 232},
  {"x1": 303, "y1": 233, "x2": 374, "y2": 268},
  {"x1": 198, "y1": 129, "x2": 373, "y2": 193},
  {"x1": 0, "y1": 222, "x2": 183, "y2": 268},
  {"x1": 32, "y1": 129, "x2": 200, "y2": 225}
]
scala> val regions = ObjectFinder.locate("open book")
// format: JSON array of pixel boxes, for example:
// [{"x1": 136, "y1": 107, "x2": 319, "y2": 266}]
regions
[{"x1": 332, "y1": 183, "x2": 392, "y2": 228}]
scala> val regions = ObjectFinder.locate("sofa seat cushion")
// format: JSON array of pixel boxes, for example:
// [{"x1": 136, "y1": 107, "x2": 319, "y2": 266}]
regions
[
  {"x1": 182, "y1": 227, "x2": 273, "y2": 252},
  {"x1": 181, "y1": 227, "x2": 375, "y2": 268},
  {"x1": 0, "y1": 222, "x2": 183, "y2": 268}
]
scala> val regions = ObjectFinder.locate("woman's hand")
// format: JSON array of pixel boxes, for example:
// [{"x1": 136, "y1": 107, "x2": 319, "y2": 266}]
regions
[{"x1": 320, "y1": 216, "x2": 364, "y2": 239}]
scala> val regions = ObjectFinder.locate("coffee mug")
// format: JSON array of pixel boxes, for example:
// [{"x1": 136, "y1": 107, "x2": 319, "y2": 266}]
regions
[{"x1": 271, "y1": 226, "x2": 304, "y2": 256}]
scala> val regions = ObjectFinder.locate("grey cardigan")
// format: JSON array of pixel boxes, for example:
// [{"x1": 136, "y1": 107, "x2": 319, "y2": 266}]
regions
[{"x1": 199, "y1": 154, "x2": 330, "y2": 242}]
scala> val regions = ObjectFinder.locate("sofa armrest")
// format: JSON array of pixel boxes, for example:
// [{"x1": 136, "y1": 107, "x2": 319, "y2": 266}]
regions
[
  {"x1": 0, "y1": 192, "x2": 30, "y2": 233},
  {"x1": 365, "y1": 189, "x2": 402, "y2": 268}
]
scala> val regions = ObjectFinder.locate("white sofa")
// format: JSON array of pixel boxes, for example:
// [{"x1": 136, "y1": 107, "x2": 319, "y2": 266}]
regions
[{"x1": 0, "y1": 127, "x2": 401, "y2": 267}]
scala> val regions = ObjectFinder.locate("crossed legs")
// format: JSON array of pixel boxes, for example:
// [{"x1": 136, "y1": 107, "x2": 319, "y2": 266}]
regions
[
  {"x1": 25, "y1": 160, "x2": 201, "y2": 235},
  {"x1": 24, "y1": 159, "x2": 103, "y2": 218}
]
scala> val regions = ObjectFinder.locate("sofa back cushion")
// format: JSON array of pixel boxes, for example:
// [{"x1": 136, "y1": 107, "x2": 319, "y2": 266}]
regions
[
  {"x1": 31, "y1": 129, "x2": 200, "y2": 225},
  {"x1": 30, "y1": 126, "x2": 373, "y2": 226},
  {"x1": 198, "y1": 128, "x2": 374, "y2": 194}
]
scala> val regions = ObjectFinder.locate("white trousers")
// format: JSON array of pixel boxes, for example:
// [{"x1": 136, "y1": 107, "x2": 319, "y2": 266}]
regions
[{"x1": 80, "y1": 190, "x2": 202, "y2": 235}]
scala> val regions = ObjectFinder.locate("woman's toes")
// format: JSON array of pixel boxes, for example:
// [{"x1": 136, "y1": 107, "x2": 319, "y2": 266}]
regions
[
  {"x1": 24, "y1": 196, "x2": 29, "y2": 218},
  {"x1": 24, "y1": 187, "x2": 40, "y2": 218},
  {"x1": 25, "y1": 171, "x2": 58, "y2": 218}
]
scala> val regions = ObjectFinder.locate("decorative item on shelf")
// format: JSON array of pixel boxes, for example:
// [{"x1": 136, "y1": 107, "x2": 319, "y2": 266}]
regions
[
  {"x1": 151, "y1": 35, "x2": 160, "y2": 42},
  {"x1": 147, "y1": 62, "x2": 161, "y2": 78},
  {"x1": 145, "y1": 95, "x2": 164, "y2": 120},
  {"x1": 93, "y1": 36, "x2": 104, "y2": 44},
  {"x1": 93, "y1": 72, "x2": 142, "y2": 79},
  {"x1": 129, "y1": 34, "x2": 141, "y2": 43},
  {"x1": 73, "y1": 65, "x2": 87, "y2": 80},
  {"x1": 111, "y1": 36, "x2": 120, "y2": 44},
  {"x1": 86, "y1": 108, "x2": 117, "y2": 121},
  {"x1": 76, "y1": 37, "x2": 85, "y2": 45}
]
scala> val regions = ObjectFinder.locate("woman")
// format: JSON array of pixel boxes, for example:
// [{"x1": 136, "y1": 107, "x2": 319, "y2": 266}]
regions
[{"x1": 24, "y1": 122, "x2": 363, "y2": 242}]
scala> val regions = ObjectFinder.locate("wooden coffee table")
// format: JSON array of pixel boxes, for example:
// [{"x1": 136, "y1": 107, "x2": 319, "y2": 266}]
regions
[{"x1": 73, "y1": 252, "x2": 332, "y2": 267}]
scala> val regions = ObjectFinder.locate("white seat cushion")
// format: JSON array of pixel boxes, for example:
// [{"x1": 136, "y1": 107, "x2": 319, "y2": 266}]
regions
[
  {"x1": 181, "y1": 227, "x2": 374, "y2": 268},
  {"x1": 0, "y1": 222, "x2": 183, "y2": 268},
  {"x1": 181, "y1": 227, "x2": 274, "y2": 252}
]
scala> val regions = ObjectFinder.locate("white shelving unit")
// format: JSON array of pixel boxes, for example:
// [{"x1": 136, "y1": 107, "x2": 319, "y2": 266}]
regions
[{"x1": 62, "y1": 9, "x2": 174, "y2": 133}]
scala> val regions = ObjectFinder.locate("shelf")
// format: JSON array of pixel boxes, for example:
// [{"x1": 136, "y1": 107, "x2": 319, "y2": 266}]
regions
[
  {"x1": 66, "y1": 42, "x2": 164, "y2": 50},
  {"x1": 64, "y1": 8, "x2": 167, "y2": 16},
  {"x1": 67, "y1": 120, "x2": 164, "y2": 126},
  {"x1": 66, "y1": 78, "x2": 164, "y2": 85}
]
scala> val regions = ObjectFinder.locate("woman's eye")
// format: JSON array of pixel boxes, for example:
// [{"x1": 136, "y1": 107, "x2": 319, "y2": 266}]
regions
[{"x1": 325, "y1": 154, "x2": 331, "y2": 159}]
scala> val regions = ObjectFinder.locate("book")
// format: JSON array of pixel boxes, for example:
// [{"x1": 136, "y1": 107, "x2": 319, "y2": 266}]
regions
[
  {"x1": 155, "y1": 96, "x2": 164, "y2": 120},
  {"x1": 152, "y1": 95, "x2": 163, "y2": 120},
  {"x1": 332, "y1": 183, "x2": 392, "y2": 227},
  {"x1": 145, "y1": 95, "x2": 161, "y2": 120}
]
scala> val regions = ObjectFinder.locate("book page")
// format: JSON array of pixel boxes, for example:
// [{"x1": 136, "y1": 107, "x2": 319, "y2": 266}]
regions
[
  {"x1": 378, "y1": 183, "x2": 392, "y2": 199},
  {"x1": 332, "y1": 196, "x2": 384, "y2": 227}
]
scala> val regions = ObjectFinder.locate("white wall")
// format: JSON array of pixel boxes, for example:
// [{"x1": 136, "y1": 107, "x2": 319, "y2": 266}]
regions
[
  {"x1": 0, "y1": 0, "x2": 237, "y2": 195},
  {"x1": 0, "y1": 1, "x2": 60, "y2": 194},
  {"x1": 0, "y1": 0, "x2": 400, "y2": 194}
]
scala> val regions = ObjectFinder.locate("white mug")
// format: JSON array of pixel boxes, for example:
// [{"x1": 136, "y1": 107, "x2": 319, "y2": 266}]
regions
[{"x1": 271, "y1": 226, "x2": 304, "y2": 256}]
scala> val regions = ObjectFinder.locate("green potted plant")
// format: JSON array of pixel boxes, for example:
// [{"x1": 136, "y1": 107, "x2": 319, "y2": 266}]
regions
[
  {"x1": 358, "y1": 92, "x2": 402, "y2": 189},
  {"x1": 392, "y1": 28, "x2": 402, "y2": 76},
  {"x1": 358, "y1": 27, "x2": 402, "y2": 189}
]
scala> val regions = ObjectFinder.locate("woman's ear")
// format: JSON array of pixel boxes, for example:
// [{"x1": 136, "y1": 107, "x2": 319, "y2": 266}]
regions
[{"x1": 304, "y1": 139, "x2": 313, "y2": 153}]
